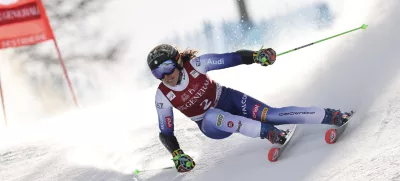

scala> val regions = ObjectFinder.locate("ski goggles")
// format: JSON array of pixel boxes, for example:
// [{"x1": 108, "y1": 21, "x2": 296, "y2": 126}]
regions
[{"x1": 151, "y1": 60, "x2": 177, "y2": 80}]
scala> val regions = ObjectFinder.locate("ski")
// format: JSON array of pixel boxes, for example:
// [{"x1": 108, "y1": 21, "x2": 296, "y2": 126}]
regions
[
  {"x1": 325, "y1": 111, "x2": 356, "y2": 144},
  {"x1": 267, "y1": 125, "x2": 297, "y2": 162}
]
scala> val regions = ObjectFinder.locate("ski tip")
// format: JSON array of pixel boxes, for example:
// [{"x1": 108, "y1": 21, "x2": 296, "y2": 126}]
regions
[
  {"x1": 325, "y1": 129, "x2": 337, "y2": 144},
  {"x1": 268, "y1": 147, "x2": 280, "y2": 162}
]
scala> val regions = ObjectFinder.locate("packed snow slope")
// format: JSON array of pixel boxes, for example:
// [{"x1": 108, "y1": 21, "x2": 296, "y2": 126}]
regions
[{"x1": 1, "y1": 0, "x2": 400, "y2": 181}]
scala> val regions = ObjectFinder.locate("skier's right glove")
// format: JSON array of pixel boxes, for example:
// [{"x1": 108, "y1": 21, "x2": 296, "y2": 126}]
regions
[
  {"x1": 172, "y1": 149, "x2": 195, "y2": 173},
  {"x1": 253, "y1": 46, "x2": 277, "y2": 66}
]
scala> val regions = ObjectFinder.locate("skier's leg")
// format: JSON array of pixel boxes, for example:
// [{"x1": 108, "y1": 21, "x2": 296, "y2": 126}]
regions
[
  {"x1": 216, "y1": 87, "x2": 345, "y2": 125},
  {"x1": 195, "y1": 119, "x2": 232, "y2": 140},
  {"x1": 200, "y1": 108, "x2": 286, "y2": 144}
]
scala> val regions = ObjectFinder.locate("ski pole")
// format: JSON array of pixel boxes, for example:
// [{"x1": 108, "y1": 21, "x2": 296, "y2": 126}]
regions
[
  {"x1": 277, "y1": 24, "x2": 368, "y2": 56},
  {"x1": 134, "y1": 166, "x2": 174, "y2": 175}
]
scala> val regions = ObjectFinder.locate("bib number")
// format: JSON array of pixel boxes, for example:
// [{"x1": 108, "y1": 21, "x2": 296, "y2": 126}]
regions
[{"x1": 200, "y1": 99, "x2": 212, "y2": 110}]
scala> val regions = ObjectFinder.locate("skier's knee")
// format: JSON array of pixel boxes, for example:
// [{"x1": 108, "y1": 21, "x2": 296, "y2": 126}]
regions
[
  {"x1": 201, "y1": 109, "x2": 232, "y2": 139},
  {"x1": 203, "y1": 108, "x2": 221, "y2": 122},
  {"x1": 203, "y1": 108, "x2": 226, "y2": 130}
]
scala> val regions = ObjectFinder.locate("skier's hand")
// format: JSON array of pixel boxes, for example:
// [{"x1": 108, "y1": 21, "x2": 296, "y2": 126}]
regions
[
  {"x1": 172, "y1": 149, "x2": 195, "y2": 173},
  {"x1": 253, "y1": 47, "x2": 276, "y2": 66}
]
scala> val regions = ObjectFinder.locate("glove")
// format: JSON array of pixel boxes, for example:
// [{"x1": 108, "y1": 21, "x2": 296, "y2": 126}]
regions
[
  {"x1": 253, "y1": 47, "x2": 277, "y2": 66},
  {"x1": 172, "y1": 149, "x2": 195, "y2": 173}
]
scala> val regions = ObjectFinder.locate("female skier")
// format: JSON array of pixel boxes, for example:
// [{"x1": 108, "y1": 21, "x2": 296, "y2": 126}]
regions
[{"x1": 148, "y1": 44, "x2": 351, "y2": 173}]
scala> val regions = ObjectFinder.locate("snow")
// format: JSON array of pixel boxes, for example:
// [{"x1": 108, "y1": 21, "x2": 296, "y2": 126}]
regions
[{"x1": 1, "y1": 0, "x2": 400, "y2": 180}]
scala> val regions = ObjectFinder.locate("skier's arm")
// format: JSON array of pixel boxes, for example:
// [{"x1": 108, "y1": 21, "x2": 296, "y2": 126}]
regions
[
  {"x1": 155, "y1": 89, "x2": 195, "y2": 172},
  {"x1": 189, "y1": 50, "x2": 251, "y2": 73},
  {"x1": 191, "y1": 49, "x2": 276, "y2": 73},
  {"x1": 155, "y1": 89, "x2": 181, "y2": 154}
]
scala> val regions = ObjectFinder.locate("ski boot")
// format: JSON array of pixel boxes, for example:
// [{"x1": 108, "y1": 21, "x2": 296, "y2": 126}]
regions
[
  {"x1": 322, "y1": 108, "x2": 354, "y2": 126},
  {"x1": 260, "y1": 123, "x2": 288, "y2": 145}
]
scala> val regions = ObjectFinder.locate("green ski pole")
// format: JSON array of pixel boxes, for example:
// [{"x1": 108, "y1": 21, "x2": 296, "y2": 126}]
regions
[
  {"x1": 134, "y1": 166, "x2": 174, "y2": 175},
  {"x1": 277, "y1": 24, "x2": 368, "y2": 56}
]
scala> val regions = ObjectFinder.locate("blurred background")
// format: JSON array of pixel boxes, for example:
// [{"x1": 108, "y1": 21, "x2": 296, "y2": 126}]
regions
[{"x1": 0, "y1": 0, "x2": 335, "y2": 124}]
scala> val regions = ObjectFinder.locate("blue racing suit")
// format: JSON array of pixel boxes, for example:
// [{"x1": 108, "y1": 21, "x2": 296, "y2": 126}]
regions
[{"x1": 155, "y1": 50, "x2": 326, "y2": 153}]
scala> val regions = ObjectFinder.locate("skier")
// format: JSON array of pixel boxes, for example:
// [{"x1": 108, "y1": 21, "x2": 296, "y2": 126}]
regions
[{"x1": 148, "y1": 44, "x2": 352, "y2": 173}]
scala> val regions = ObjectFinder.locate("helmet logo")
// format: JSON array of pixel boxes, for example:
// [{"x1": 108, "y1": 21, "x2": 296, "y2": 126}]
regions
[
  {"x1": 149, "y1": 51, "x2": 164, "y2": 62},
  {"x1": 158, "y1": 44, "x2": 175, "y2": 56}
]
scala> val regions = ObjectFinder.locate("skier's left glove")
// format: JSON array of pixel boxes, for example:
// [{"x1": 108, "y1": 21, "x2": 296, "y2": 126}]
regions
[
  {"x1": 172, "y1": 149, "x2": 195, "y2": 173},
  {"x1": 253, "y1": 47, "x2": 277, "y2": 66}
]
